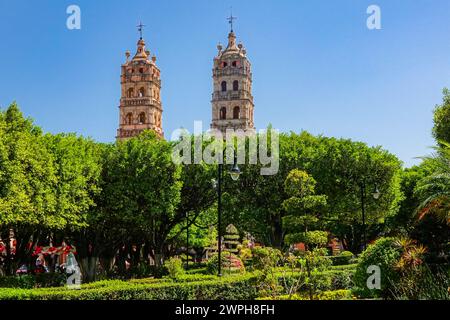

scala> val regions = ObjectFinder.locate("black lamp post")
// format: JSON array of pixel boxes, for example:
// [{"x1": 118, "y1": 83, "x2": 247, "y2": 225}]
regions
[
  {"x1": 185, "y1": 212, "x2": 189, "y2": 270},
  {"x1": 360, "y1": 180, "x2": 381, "y2": 251},
  {"x1": 214, "y1": 151, "x2": 241, "y2": 277}
]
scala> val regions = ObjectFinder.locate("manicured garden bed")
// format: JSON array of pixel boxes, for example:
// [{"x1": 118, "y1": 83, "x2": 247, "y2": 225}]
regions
[{"x1": 0, "y1": 266, "x2": 356, "y2": 300}]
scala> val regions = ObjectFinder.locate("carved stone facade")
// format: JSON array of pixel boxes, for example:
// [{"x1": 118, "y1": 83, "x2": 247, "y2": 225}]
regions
[
  {"x1": 116, "y1": 36, "x2": 163, "y2": 140},
  {"x1": 211, "y1": 31, "x2": 255, "y2": 134}
]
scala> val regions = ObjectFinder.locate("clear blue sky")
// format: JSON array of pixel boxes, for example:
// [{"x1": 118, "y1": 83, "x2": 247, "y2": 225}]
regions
[{"x1": 0, "y1": 0, "x2": 449, "y2": 167}]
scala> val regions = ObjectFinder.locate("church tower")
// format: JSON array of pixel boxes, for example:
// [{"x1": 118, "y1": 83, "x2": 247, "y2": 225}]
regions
[
  {"x1": 116, "y1": 23, "x2": 163, "y2": 140},
  {"x1": 211, "y1": 15, "x2": 255, "y2": 134}
]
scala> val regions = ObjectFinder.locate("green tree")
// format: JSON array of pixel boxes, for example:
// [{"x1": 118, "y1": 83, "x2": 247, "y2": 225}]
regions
[
  {"x1": 168, "y1": 206, "x2": 217, "y2": 261},
  {"x1": 309, "y1": 137, "x2": 403, "y2": 252},
  {"x1": 282, "y1": 169, "x2": 327, "y2": 247},
  {"x1": 0, "y1": 103, "x2": 57, "y2": 275},
  {"x1": 388, "y1": 161, "x2": 434, "y2": 235},
  {"x1": 432, "y1": 88, "x2": 450, "y2": 145},
  {"x1": 44, "y1": 133, "x2": 103, "y2": 281},
  {"x1": 225, "y1": 132, "x2": 402, "y2": 252},
  {"x1": 100, "y1": 131, "x2": 182, "y2": 267},
  {"x1": 226, "y1": 131, "x2": 319, "y2": 247},
  {"x1": 415, "y1": 143, "x2": 450, "y2": 225}
]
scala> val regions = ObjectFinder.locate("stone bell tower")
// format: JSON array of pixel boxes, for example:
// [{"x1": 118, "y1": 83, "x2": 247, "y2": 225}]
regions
[
  {"x1": 116, "y1": 23, "x2": 163, "y2": 140},
  {"x1": 211, "y1": 15, "x2": 255, "y2": 134}
]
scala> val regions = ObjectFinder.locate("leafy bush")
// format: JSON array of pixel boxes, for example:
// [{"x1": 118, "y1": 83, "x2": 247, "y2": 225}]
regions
[
  {"x1": 171, "y1": 274, "x2": 218, "y2": 283},
  {"x1": 330, "y1": 269, "x2": 354, "y2": 290},
  {"x1": 185, "y1": 267, "x2": 208, "y2": 275},
  {"x1": 238, "y1": 240, "x2": 253, "y2": 264},
  {"x1": 386, "y1": 239, "x2": 448, "y2": 300},
  {"x1": 131, "y1": 274, "x2": 218, "y2": 284},
  {"x1": 258, "y1": 290, "x2": 353, "y2": 300},
  {"x1": 353, "y1": 237, "x2": 401, "y2": 298},
  {"x1": 266, "y1": 251, "x2": 347, "y2": 299},
  {"x1": 330, "y1": 251, "x2": 354, "y2": 266},
  {"x1": 0, "y1": 273, "x2": 67, "y2": 289},
  {"x1": 0, "y1": 268, "x2": 360, "y2": 301},
  {"x1": 251, "y1": 247, "x2": 282, "y2": 271},
  {"x1": 126, "y1": 264, "x2": 167, "y2": 279},
  {"x1": 164, "y1": 257, "x2": 185, "y2": 279},
  {"x1": 0, "y1": 273, "x2": 261, "y2": 300},
  {"x1": 317, "y1": 289, "x2": 353, "y2": 300},
  {"x1": 302, "y1": 248, "x2": 332, "y2": 271},
  {"x1": 331, "y1": 264, "x2": 358, "y2": 271},
  {"x1": 206, "y1": 251, "x2": 245, "y2": 275},
  {"x1": 391, "y1": 264, "x2": 450, "y2": 300},
  {"x1": 284, "y1": 229, "x2": 329, "y2": 247}
]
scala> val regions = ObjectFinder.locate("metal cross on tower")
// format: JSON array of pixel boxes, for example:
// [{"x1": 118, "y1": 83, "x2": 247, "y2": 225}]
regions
[
  {"x1": 137, "y1": 21, "x2": 146, "y2": 39},
  {"x1": 227, "y1": 9, "x2": 237, "y2": 32}
]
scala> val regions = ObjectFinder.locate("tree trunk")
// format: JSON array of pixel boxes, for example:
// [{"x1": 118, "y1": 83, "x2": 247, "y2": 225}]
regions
[
  {"x1": 4, "y1": 232, "x2": 13, "y2": 276},
  {"x1": 154, "y1": 244, "x2": 165, "y2": 268},
  {"x1": 79, "y1": 256, "x2": 98, "y2": 283},
  {"x1": 270, "y1": 213, "x2": 284, "y2": 248},
  {"x1": 99, "y1": 256, "x2": 115, "y2": 277}
]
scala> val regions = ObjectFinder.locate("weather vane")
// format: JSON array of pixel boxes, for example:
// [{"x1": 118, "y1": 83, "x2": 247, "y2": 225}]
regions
[
  {"x1": 137, "y1": 21, "x2": 146, "y2": 39},
  {"x1": 227, "y1": 8, "x2": 237, "y2": 32}
]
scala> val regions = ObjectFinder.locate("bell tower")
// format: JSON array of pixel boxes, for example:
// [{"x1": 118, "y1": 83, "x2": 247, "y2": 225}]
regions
[
  {"x1": 211, "y1": 14, "x2": 255, "y2": 134},
  {"x1": 116, "y1": 23, "x2": 163, "y2": 140}
]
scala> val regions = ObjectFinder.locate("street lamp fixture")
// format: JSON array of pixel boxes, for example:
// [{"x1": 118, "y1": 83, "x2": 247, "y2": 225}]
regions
[
  {"x1": 185, "y1": 212, "x2": 189, "y2": 270},
  {"x1": 360, "y1": 181, "x2": 381, "y2": 251},
  {"x1": 229, "y1": 155, "x2": 241, "y2": 181},
  {"x1": 372, "y1": 186, "x2": 381, "y2": 200},
  {"x1": 214, "y1": 148, "x2": 241, "y2": 277}
]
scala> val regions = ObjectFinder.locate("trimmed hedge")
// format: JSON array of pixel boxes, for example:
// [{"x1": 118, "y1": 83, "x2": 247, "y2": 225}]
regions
[
  {"x1": 0, "y1": 267, "x2": 357, "y2": 300},
  {"x1": 329, "y1": 251, "x2": 354, "y2": 266},
  {"x1": 258, "y1": 290, "x2": 353, "y2": 300},
  {"x1": 330, "y1": 264, "x2": 358, "y2": 271},
  {"x1": 185, "y1": 267, "x2": 208, "y2": 275},
  {"x1": 0, "y1": 273, "x2": 261, "y2": 300},
  {"x1": 0, "y1": 273, "x2": 67, "y2": 289}
]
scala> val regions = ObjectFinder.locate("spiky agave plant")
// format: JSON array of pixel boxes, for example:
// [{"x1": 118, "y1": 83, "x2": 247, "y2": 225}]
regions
[{"x1": 394, "y1": 238, "x2": 427, "y2": 271}]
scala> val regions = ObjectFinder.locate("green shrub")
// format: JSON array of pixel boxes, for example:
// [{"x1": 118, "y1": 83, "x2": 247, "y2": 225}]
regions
[
  {"x1": 289, "y1": 231, "x2": 329, "y2": 247},
  {"x1": 331, "y1": 251, "x2": 354, "y2": 266},
  {"x1": 0, "y1": 268, "x2": 360, "y2": 301},
  {"x1": 257, "y1": 294, "x2": 307, "y2": 300},
  {"x1": 330, "y1": 269, "x2": 354, "y2": 290},
  {"x1": 127, "y1": 278, "x2": 168, "y2": 285},
  {"x1": 164, "y1": 257, "x2": 185, "y2": 279},
  {"x1": 317, "y1": 289, "x2": 353, "y2": 300},
  {"x1": 238, "y1": 241, "x2": 252, "y2": 264},
  {"x1": 126, "y1": 264, "x2": 167, "y2": 279},
  {"x1": 302, "y1": 248, "x2": 332, "y2": 271},
  {"x1": 185, "y1": 267, "x2": 207, "y2": 275},
  {"x1": 258, "y1": 290, "x2": 353, "y2": 300},
  {"x1": 206, "y1": 251, "x2": 245, "y2": 275},
  {"x1": 0, "y1": 273, "x2": 67, "y2": 289},
  {"x1": 171, "y1": 274, "x2": 218, "y2": 283},
  {"x1": 353, "y1": 237, "x2": 401, "y2": 299},
  {"x1": 391, "y1": 264, "x2": 450, "y2": 300},
  {"x1": 251, "y1": 247, "x2": 282, "y2": 271},
  {"x1": 270, "y1": 267, "x2": 354, "y2": 297},
  {"x1": 331, "y1": 264, "x2": 357, "y2": 271},
  {"x1": 0, "y1": 273, "x2": 261, "y2": 300}
]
